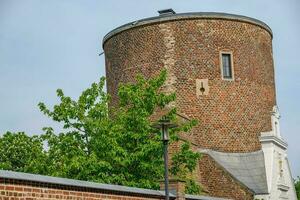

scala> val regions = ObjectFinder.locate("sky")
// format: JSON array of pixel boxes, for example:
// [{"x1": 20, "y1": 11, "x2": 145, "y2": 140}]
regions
[{"x1": 0, "y1": 0, "x2": 299, "y2": 177}]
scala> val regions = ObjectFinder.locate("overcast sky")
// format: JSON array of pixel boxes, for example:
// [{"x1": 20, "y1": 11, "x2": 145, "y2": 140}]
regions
[{"x1": 0, "y1": 0, "x2": 299, "y2": 177}]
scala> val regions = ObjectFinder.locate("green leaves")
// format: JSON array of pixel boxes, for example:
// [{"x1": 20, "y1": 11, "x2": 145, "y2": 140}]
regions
[
  {"x1": 1, "y1": 70, "x2": 201, "y2": 194},
  {"x1": 0, "y1": 132, "x2": 46, "y2": 174},
  {"x1": 295, "y1": 176, "x2": 300, "y2": 199},
  {"x1": 185, "y1": 179, "x2": 202, "y2": 195},
  {"x1": 170, "y1": 142, "x2": 202, "y2": 194},
  {"x1": 118, "y1": 70, "x2": 175, "y2": 114},
  {"x1": 171, "y1": 142, "x2": 201, "y2": 177}
]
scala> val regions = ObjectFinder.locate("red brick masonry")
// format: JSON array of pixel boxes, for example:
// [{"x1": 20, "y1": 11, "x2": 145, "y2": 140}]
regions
[
  {"x1": 0, "y1": 177, "x2": 165, "y2": 200},
  {"x1": 103, "y1": 13, "x2": 275, "y2": 153},
  {"x1": 102, "y1": 12, "x2": 275, "y2": 199},
  {"x1": 0, "y1": 170, "x2": 230, "y2": 200}
]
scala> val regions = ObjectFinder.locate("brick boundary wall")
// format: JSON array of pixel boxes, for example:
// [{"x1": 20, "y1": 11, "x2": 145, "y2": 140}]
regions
[
  {"x1": 0, "y1": 170, "x2": 230, "y2": 200},
  {"x1": 0, "y1": 179, "x2": 164, "y2": 200}
]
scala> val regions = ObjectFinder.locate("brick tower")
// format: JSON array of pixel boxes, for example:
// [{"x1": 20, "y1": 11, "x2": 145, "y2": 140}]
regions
[{"x1": 103, "y1": 10, "x2": 297, "y2": 200}]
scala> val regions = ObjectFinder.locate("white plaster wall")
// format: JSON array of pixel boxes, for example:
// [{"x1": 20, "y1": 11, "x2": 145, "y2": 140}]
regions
[
  {"x1": 255, "y1": 136, "x2": 297, "y2": 200},
  {"x1": 255, "y1": 106, "x2": 297, "y2": 200}
]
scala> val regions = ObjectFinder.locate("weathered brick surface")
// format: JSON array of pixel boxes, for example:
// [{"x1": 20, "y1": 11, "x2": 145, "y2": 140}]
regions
[
  {"x1": 0, "y1": 179, "x2": 164, "y2": 200},
  {"x1": 103, "y1": 15, "x2": 274, "y2": 200},
  {"x1": 104, "y1": 18, "x2": 275, "y2": 153},
  {"x1": 197, "y1": 154, "x2": 253, "y2": 200}
]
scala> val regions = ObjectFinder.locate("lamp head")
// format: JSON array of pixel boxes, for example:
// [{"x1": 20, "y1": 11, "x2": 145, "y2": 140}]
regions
[{"x1": 152, "y1": 117, "x2": 177, "y2": 141}]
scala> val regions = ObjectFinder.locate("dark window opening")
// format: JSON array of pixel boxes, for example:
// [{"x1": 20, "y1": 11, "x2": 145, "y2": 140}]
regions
[{"x1": 222, "y1": 53, "x2": 233, "y2": 79}]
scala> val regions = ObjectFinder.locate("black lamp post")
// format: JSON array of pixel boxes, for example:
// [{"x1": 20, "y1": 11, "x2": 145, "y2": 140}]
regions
[{"x1": 152, "y1": 117, "x2": 177, "y2": 200}]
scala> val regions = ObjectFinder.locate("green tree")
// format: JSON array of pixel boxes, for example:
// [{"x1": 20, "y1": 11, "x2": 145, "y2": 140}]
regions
[
  {"x1": 1, "y1": 70, "x2": 201, "y2": 193},
  {"x1": 38, "y1": 70, "x2": 201, "y2": 191},
  {"x1": 0, "y1": 132, "x2": 47, "y2": 174},
  {"x1": 295, "y1": 176, "x2": 300, "y2": 199},
  {"x1": 171, "y1": 142, "x2": 202, "y2": 194}
]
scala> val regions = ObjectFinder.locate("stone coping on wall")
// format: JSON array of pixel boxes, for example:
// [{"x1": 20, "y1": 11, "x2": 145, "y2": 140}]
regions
[
  {"x1": 186, "y1": 194, "x2": 231, "y2": 200},
  {"x1": 0, "y1": 170, "x2": 230, "y2": 200},
  {"x1": 102, "y1": 12, "x2": 273, "y2": 46},
  {"x1": 0, "y1": 170, "x2": 171, "y2": 198}
]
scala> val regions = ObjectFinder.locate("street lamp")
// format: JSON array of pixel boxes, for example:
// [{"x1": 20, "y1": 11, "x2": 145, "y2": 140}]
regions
[{"x1": 152, "y1": 117, "x2": 177, "y2": 200}]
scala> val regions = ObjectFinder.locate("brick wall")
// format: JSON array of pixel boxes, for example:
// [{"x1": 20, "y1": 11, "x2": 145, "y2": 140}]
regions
[
  {"x1": 197, "y1": 154, "x2": 253, "y2": 200},
  {"x1": 0, "y1": 178, "x2": 165, "y2": 200},
  {"x1": 0, "y1": 170, "x2": 233, "y2": 200},
  {"x1": 103, "y1": 13, "x2": 275, "y2": 199},
  {"x1": 103, "y1": 15, "x2": 276, "y2": 153}
]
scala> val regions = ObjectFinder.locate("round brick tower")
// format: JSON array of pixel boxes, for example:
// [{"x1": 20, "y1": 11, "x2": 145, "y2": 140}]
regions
[{"x1": 103, "y1": 12, "x2": 276, "y2": 153}]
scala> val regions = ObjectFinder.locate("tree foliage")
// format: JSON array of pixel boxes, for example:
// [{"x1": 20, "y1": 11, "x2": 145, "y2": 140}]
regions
[
  {"x1": 0, "y1": 70, "x2": 201, "y2": 193},
  {"x1": 0, "y1": 132, "x2": 47, "y2": 173},
  {"x1": 295, "y1": 176, "x2": 300, "y2": 199}
]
